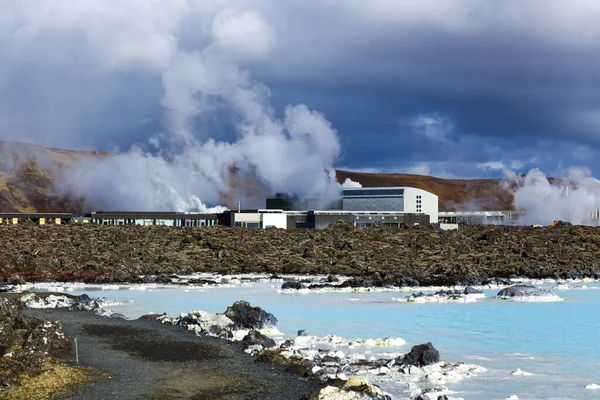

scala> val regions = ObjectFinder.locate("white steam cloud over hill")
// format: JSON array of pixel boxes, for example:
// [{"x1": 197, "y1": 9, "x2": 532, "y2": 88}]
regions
[
  {"x1": 504, "y1": 168, "x2": 600, "y2": 226},
  {"x1": 2, "y1": 1, "x2": 344, "y2": 211}
]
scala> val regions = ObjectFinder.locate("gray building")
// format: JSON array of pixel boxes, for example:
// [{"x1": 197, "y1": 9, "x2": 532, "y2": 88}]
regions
[{"x1": 342, "y1": 187, "x2": 439, "y2": 223}]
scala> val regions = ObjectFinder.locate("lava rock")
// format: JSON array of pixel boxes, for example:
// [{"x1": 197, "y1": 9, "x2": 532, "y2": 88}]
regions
[
  {"x1": 463, "y1": 287, "x2": 483, "y2": 294},
  {"x1": 341, "y1": 277, "x2": 373, "y2": 288},
  {"x1": 138, "y1": 313, "x2": 166, "y2": 321},
  {"x1": 224, "y1": 300, "x2": 278, "y2": 330},
  {"x1": 395, "y1": 277, "x2": 420, "y2": 287},
  {"x1": 187, "y1": 278, "x2": 218, "y2": 285},
  {"x1": 400, "y1": 342, "x2": 440, "y2": 367},
  {"x1": 497, "y1": 285, "x2": 557, "y2": 298},
  {"x1": 0, "y1": 297, "x2": 72, "y2": 389},
  {"x1": 281, "y1": 281, "x2": 303, "y2": 290},
  {"x1": 255, "y1": 349, "x2": 314, "y2": 378},
  {"x1": 242, "y1": 330, "x2": 276, "y2": 348}
]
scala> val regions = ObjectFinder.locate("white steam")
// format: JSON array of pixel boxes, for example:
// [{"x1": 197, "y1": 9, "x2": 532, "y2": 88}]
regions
[
  {"x1": 341, "y1": 178, "x2": 362, "y2": 188},
  {"x1": 8, "y1": 1, "x2": 346, "y2": 212},
  {"x1": 508, "y1": 168, "x2": 600, "y2": 225}
]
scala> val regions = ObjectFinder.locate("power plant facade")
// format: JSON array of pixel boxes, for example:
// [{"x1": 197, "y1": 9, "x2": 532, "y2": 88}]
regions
[
  {"x1": 0, "y1": 186, "x2": 443, "y2": 229},
  {"x1": 341, "y1": 187, "x2": 439, "y2": 224}
]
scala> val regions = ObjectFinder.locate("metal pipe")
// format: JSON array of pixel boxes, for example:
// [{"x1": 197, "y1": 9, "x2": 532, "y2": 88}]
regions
[{"x1": 75, "y1": 338, "x2": 79, "y2": 365}]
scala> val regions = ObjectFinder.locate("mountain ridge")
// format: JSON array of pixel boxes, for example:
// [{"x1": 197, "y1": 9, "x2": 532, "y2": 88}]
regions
[{"x1": 0, "y1": 141, "x2": 514, "y2": 213}]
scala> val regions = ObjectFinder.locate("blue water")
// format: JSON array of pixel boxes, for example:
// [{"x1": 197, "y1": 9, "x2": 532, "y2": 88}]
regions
[{"x1": 46, "y1": 281, "x2": 600, "y2": 399}]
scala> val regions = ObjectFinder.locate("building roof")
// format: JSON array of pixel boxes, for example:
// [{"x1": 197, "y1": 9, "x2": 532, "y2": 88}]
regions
[
  {"x1": 87, "y1": 211, "x2": 219, "y2": 219},
  {"x1": 0, "y1": 213, "x2": 74, "y2": 218}
]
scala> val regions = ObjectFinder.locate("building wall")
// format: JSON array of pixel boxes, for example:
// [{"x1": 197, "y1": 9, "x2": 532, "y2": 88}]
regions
[
  {"x1": 306, "y1": 212, "x2": 431, "y2": 229},
  {"x1": 343, "y1": 197, "x2": 404, "y2": 212},
  {"x1": 341, "y1": 187, "x2": 438, "y2": 224},
  {"x1": 401, "y1": 188, "x2": 438, "y2": 224},
  {"x1": 231, "y1": 213, "x2": 261, "y2": 228},
  {"x1": 261, "y1": 213, "x2": 287, "y2": 229},
  {"x1": 439, "y1": 223, "x2": 459, "y2": 230}
]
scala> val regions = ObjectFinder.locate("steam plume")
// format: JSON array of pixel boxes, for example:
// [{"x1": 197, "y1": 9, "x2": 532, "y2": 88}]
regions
[
  {"x1": 507, "y1": 168, "x2": 600, "y2": 225},
  {"x1": 4, "y1": 2, "x2": 345, "y2": 212}
]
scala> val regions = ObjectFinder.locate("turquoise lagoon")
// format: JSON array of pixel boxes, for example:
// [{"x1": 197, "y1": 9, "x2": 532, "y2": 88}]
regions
[{"x1": 40, "y1": 279, "x2": 600, "y2": 400}]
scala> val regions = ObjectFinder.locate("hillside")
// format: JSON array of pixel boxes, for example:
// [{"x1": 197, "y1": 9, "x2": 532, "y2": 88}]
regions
[
  {"x1": 0, "y1": 141, "x2": 514, "y2": 213},
  {"x1": 0, "y1": 141, "x2": 106, "y2": 213}
]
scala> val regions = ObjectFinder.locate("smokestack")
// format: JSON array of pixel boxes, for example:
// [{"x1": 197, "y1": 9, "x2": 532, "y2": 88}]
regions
[{"x1": 238, "y1": 201, "x2": 241, "y2": 213}]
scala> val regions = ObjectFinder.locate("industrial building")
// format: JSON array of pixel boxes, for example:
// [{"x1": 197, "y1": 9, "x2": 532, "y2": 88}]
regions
[
  {"x1": 0, "y1": 186, "x2": 441, "y2": 230},
  {"x1": 438, "y1": 210, "x2": 526, "y2": 225},
  {"x1": 0, "y1": 213, "x2": 76, "y2": 225},
  {"x1": 217, "y1": 209, "x2": 430, "y2": 229},
  {"x1": 341, "y1": 187, "x2": 439, "y2": 224},
  {"x1": 88, "y1": 211, "x2": 220, "y2": 227},
  {"x1": 286, "y1": 210, "x2": 429, "y2": 229},
  {"x1": 217, "y1": 209, "x2": 288, "y2": 229}
]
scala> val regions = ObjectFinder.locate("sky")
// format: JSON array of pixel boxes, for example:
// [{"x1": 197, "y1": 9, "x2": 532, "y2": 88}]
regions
[{"x1": 1, "y1": 0, "x2": 599, "y2": 186}]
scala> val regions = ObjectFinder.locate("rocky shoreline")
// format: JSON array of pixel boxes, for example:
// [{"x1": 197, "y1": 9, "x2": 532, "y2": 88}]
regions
[
  {"x1": 1, "y1": 223, "x2": 600, "y2": 287},
  {"x1": 2, "y1": 293, "x2": 323, "y2": 399},
  {"x1": 2, "y1": 290, "x2": 495, "y2": 400}
]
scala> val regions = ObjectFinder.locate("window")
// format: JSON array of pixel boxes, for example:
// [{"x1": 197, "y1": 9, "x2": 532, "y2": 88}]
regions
[
  {"x1": 342, "y1": 188, "x2": 404, "y2": 197},
  {"x1": 234, "y1": 222, "x2": 242, "y2": 227}
]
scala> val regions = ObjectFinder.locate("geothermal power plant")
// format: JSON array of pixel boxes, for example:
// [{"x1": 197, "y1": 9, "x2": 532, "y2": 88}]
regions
[{"x1": 0, "y1": 186, "x2": 539, "y2": 229}]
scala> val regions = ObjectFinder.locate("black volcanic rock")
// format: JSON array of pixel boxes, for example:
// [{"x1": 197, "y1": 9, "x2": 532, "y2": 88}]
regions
[
  {"x1": 224, "y1": 301, "x2": 278, "y2": 330},
  {"x1": 497, "y1": 285, "x2": 557, "y2": 298},
  {"x1": 400, "y1": 342, "x2": 440, "y2": 367},
  {"x1": 242, "y1": 330, "x2": 276, "y2": 348}
]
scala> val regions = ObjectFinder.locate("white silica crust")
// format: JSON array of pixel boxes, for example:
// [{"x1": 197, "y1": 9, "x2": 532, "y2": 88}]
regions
[
  {"x1": 392, "y1": 293, "x2": 486, "y2": 303},
  {"x1": 511, "y1": 368, "x2": 533, "y2": 376},
  {"x1": 20, "y1": 293, "x2": 117, "y2": 317},
  {"x1": 497, "y1": 294, "x2": 563, "y2": 302},
  {"x1": 585, "y1": 383, "x2": 600, "y2": 390},
  {"x1": 277, "y1": 332, "x2": 485, "y2": 400},
  {"x1": 21, "y1": 293, "x2": 75, "y2": 308},
  {"x1": 293, "y1": 334, "x2": 406, "y2": 349}
]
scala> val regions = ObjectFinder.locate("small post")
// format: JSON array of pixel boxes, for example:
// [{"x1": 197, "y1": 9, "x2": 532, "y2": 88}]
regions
[{"x1": 74, "y1": 338, "x2": 79, "y2": 365}]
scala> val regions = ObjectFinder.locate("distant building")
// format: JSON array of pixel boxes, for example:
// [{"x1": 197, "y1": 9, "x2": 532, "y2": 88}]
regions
[
  {"x1": 341, "y1": 187, "x2": 439, "y2": 224},
  {"x1": 265, "y1": 193, "x2": 294, "y2": 211},
  {"x1": 438, "y1": 211, "x2": 525, "y2": 225},
  {"x1": 87, "y1": 211, "x2": 220, "y2": 227},
  {"x1": 218, "y1": 209, "x2": 288, "y2": 229},
  {"x1": 0, "y1": 213, "x2": 73, "y2": 225}
]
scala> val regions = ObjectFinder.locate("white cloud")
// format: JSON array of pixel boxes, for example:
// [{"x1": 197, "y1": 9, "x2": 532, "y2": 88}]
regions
[
  {"x1": 405, "y1": 162, "x2": 432, "y2": 176},
  {"x1": 410, "y1": 113, "x2": 454, "y2": 142},
  {"x1": 212, "y1": 9, "x2": 276, "y2": 59}
]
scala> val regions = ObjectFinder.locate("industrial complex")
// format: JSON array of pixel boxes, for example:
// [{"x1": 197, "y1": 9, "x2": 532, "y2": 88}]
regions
[{"x1": 0, "y1": 186, "x2": 529, "y2": 229}]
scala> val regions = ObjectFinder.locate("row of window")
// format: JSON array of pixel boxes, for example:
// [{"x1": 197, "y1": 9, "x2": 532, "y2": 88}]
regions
[
  {"x1": 342, "y1": 189, "x2": 405, "y2": 197},
  {"x1": 234, "y1": 222, "x2": 261, "y2": 228}
]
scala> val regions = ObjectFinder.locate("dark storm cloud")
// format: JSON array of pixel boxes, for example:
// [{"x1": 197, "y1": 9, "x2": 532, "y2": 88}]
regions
[
  {"x1": 1, "y1": 0, "x2": 599, "y2": 192},
  {"x1": 256, "y1": 0, "x2": 600, "y2": 176}
]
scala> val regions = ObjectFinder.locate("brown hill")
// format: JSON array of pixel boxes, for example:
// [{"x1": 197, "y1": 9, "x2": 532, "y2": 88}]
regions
[
  {"x1": 0, "y1": 141, "x2": 515, "y2": 213},
  {"x1": 335, "y1": 170, "x2": 515, "y2": 211},
  {"x1": 0, "y1": 141, "x2": 107, "y2": 213}
]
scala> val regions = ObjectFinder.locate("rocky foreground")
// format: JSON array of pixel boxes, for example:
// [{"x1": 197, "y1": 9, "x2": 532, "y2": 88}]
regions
[
  {"x1": 1, "y1": 222, "x2": 600, "y2": 286},
  {"x1": 0, "y1": 295, "x2": 104, "y2": 399}
]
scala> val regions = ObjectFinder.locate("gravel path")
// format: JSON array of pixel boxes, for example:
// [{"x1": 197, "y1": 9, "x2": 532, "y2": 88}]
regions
[{"x1": 24, "y1": 308, "x2": 319, "y2": 400}]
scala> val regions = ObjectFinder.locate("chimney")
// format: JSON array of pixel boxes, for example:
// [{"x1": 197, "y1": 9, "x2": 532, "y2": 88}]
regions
[{"x1": 237, "y1": 201, "x2": 241, "y2": 213}]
